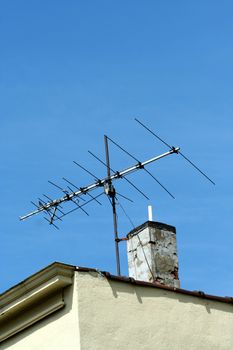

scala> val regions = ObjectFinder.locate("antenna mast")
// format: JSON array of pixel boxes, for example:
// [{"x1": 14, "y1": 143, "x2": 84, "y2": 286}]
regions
[{"x1": 104, "y1": 135, "x2": 121, "y2": 275}]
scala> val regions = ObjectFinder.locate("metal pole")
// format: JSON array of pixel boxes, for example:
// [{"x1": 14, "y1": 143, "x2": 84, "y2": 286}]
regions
[
  {"x1": 104, "y1": 135, "x2": 121, "y2": 276},
  {"x1": 111, "y1": 196, "x2": 121, "y2": 276}
]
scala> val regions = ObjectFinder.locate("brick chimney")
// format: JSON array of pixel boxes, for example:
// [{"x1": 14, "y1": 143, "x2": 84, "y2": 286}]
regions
[{"x1": 127, "y1": 221, "x2": 180, "y2": 288}]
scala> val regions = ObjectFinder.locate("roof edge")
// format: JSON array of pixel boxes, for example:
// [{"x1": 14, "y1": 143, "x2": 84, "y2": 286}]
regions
[
  {"x1": 0, "y1": 262, "x2": 75, "y2": 306},
  {"x1": 77, "y1": 267, "x2": 233, "y2": 305},
  {"x1": 1, "y1": 262, "x2": 233, "y2": 306}
]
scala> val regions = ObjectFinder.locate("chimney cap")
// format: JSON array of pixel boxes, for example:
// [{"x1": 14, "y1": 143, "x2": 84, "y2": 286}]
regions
[{"x1": 127, "y1": 221, "x2": 176, "y2": 238}]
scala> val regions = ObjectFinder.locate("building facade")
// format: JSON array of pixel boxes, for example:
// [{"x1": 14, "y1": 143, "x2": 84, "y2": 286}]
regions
[{"x1": 1, "y1": 261, "x2": 233, "y2": 350}]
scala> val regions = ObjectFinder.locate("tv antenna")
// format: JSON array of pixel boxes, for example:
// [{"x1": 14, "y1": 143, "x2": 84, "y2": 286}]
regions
[{"x1": 20, "y1": 119, "x2": 215, "y2": 276}]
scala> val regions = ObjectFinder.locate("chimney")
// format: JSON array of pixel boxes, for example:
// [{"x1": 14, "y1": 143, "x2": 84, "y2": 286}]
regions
[{"x1": 127, "y1": 221, "x2": 180, "y2": 288}]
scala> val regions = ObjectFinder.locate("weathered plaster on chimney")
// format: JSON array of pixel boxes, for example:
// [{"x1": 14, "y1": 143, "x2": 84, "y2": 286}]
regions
[{"x1": 127, "y1": 221, "x2": 180, "y2": 288}]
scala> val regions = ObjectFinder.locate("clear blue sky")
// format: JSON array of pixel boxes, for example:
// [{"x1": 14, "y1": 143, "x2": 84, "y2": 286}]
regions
[{"x1": 1, "y1": 1, "x2": 233, "y2": 296}]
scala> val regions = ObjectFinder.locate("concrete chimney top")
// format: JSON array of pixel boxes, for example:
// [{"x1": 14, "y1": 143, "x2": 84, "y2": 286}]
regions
[{"x1": 127, "y1": 221, "x2": 180, "y2": 288}]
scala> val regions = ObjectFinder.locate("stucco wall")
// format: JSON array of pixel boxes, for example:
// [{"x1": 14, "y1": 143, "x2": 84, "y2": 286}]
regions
[
  {"x1": 76, "y1": 271, "x2": 233, "y2": 350},
  {"x1": 1, "y1": 282, "x2": 80, "y2": 350},
  {"x1": 1, "y1": 268, "x2": 233, "y2": 349}
]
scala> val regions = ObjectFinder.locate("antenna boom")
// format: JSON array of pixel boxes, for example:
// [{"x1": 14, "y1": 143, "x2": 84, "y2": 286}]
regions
[{"x1": 20, "y1": 147, "x2": 179, "y2": 221}]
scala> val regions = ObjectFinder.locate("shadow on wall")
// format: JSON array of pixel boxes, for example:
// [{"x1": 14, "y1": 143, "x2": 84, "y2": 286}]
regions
[{"x1": 107, "y1": 278, "x2": 233, "y2": 315}]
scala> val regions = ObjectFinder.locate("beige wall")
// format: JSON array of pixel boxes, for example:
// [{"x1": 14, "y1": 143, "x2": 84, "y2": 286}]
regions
[
  {"x1": 76, "y1": 271, "x2": 233, "y2": 350},
  {"x1": 1, "y1": 267, "x2": 233, "y2": 349},
  {"x1": 1, "y1": 282, "x2": 80, "y2": 350}
]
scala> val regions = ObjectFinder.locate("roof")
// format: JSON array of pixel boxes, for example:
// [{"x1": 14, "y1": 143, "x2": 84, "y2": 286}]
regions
[{"x1": 1, "y1": 262, "x2": 233, "y2": 306}]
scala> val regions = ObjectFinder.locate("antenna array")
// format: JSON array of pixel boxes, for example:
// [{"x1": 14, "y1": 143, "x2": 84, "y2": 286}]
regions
[{"x1": 20, "y1": 119, "x2": 215, "y2": 275}]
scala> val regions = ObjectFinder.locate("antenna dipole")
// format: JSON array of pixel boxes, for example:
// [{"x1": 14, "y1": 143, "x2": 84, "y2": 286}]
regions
[
  {"x1": 135, "y1": 118, "x2": 215, "y2": 186},
  {"x1": 104, "y1": 135, "x2": 121, "y2": 276}
]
